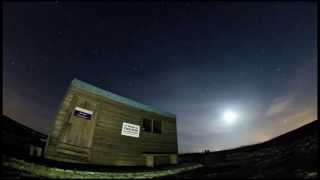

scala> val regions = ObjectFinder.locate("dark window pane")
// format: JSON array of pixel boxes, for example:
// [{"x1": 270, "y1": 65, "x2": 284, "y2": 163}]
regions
[
  {"x1": 153, "y1": 120, "x2": 161, "y2": 134},
  {"x1": 143, "y1": 119, "x2": 152, "y2": 132}
]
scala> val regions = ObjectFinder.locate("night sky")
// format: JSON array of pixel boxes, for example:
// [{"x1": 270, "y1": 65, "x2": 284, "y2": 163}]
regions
[{"x1": 3, "y1": 2, "x2": 317, "y2": 153}]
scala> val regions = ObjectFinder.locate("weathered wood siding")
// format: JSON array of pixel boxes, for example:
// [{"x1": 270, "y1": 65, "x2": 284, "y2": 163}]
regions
[{"x1": 45, "y1": 85, "x2": 178, "y2": 166}]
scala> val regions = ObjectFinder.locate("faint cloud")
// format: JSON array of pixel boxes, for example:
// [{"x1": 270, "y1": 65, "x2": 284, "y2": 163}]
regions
[
  {"x1": 272, "y1": 108, "x2": 316, "y2": 134},
  {"x1": 255, "y1": 132, "x2": 272, "y2": 143},
  {"x1": 260, "y1": 107, "x2": 316, "y2": 141},
  {"x1": 264, "y1": 95, "x2": 294, "y2": 117}
]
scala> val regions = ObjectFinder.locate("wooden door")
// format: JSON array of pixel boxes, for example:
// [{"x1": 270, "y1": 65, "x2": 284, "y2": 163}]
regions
[
  {"x1": 62, "y1": 97, "x2": 97, "y2": 147},
  {"x1": 57, "y1": 95, "x2": 98, "y2": 163}
]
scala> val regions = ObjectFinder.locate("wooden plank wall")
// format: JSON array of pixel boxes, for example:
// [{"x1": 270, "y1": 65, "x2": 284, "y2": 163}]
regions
[{"x1": 45, "y1": 86, "x2": 178, "y2": 166}]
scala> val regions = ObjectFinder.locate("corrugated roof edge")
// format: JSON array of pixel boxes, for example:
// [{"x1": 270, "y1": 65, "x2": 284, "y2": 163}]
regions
[{"x1": 70, "y1": 78, "x2": 176, "y2": 118}]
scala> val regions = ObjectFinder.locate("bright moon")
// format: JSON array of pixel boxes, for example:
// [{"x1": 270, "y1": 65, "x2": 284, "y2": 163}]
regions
[{"x1": 223, "y1": 110, "x2": 237, "y2": 125}]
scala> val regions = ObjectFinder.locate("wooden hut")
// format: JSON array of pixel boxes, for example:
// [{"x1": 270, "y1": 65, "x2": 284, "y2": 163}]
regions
[{"x1": 44, "y1": 79, "x2": 178, "y2": 167}]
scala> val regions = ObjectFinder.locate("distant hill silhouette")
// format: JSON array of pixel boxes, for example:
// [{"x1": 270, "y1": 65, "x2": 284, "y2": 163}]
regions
[
  {"x1": 181, "y1": 120, "x2": 318, "y2": 156},
  {"x1": 178, "y1": 120, "x2": 318, "y2": 178},
  {"x1": 2, "y1": 115, "x2": 47, "y2": 138},
  {"x1": 1, "y1": 115, "x2": 47, "y2": 158}
]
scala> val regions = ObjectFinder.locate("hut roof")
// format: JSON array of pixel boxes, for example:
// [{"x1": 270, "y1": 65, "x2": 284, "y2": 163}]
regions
[{"x1": 70, "y1": 79, "x2": 176, "y2": 118}]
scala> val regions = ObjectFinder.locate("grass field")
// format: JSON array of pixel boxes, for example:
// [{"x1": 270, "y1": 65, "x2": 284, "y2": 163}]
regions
[{"x1": 2, "y1": 156, "x2": 202, "y2": 179}]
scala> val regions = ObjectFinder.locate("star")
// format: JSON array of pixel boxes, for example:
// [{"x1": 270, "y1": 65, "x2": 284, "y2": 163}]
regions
[
  {"x1": 139, "y1": 63, "x2": 144, "y2": 70},
  {"x1": 92, "y1": 49, "x2": 99, "y2": 56},
  {"x1": 10, "y1": 61, "x2": 15, "y2": 65},
  {"x1": 132, "y1": 66, "x2": 139, "y2": 72},
  {"x1": 57, "y1": 31, "x2": 63, "y2": 36},
  {"x1": 275, "y1": 67, "x2": 281, "y2": 72},
  {"x1": 55, "y1": 1, "x2": 61, "y2": 8}
]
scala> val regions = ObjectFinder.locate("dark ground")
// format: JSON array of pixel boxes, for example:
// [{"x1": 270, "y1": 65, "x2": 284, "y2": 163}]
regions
[
  {"x1": 1, "y1": 119, "x2": 318, "y2": 179},
  {"x1": 163, "y1": 120, "x2": 318, "y2": 179}
]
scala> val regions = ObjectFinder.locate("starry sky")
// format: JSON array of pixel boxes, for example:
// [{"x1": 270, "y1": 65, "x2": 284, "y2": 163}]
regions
[{"x1": 3, "y1": 2, "x2": 317, "y2": 153}]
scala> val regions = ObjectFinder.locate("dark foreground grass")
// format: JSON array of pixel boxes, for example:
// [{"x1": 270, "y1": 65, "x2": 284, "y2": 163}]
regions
[
  {"x1": 173, "y1": 120, "x2": 318, "y2": 179},
  {"x1": 1, "y1": 156, "x2": 203, "y2": 179}
]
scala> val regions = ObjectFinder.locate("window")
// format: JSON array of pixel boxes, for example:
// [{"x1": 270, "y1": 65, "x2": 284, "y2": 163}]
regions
[
  {"x1": 143, "y1": 119, "x2": 152, "y2": 132},
  {"x1": 153, "y1": 120, "x2": 161, "y2": 134},
  {"x1": 142, "y1": 118, "x2": 161, "y2": 134}
]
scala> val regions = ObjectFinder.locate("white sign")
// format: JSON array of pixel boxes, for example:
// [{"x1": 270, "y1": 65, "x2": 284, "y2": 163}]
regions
[
  {"x1": 121, "y1": 122, "x2": 140, "y2": 138},
  {"x1": 74, "y1": 106, "x2": 94, "y2": 120},
  {"x1": 75, "y1": 107, "x2": 93, "y2": 115}
]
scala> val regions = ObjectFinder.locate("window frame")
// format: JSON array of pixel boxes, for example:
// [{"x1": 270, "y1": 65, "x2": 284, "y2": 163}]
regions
[
  {"x1": 142, "y1": 118, "x2": 161, "y2": 134},
  {"x1": 153, "y1": 119, "x2": 161, "y2": 134},
  {"x1": 142, "y1": 118, "x2": 152, "y2": 133}
]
